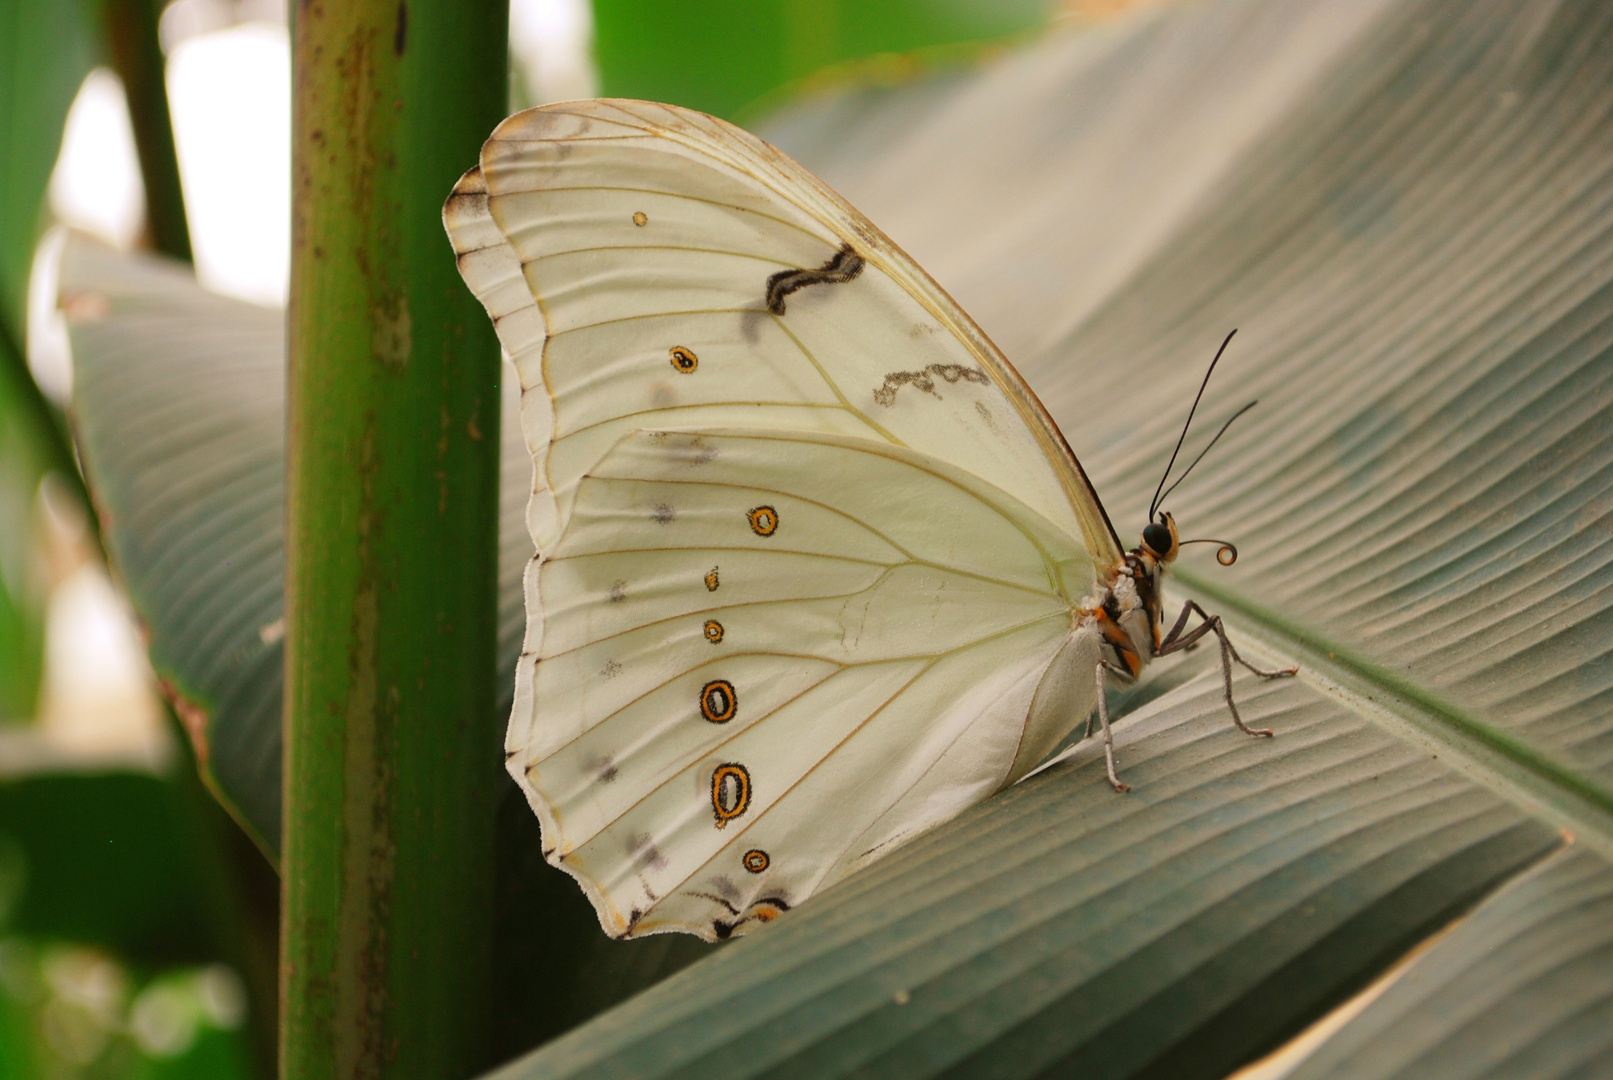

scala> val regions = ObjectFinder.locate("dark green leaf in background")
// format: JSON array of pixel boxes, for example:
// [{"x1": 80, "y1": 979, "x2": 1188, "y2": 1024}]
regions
[
  {"x1": 0, "y1": 772, "x2": 217, "y2": 961},
  {"x1": 592, "y1": 0, "x2": 1052, "y2": 122},
  {"x1": 0, "y1": 340, "x2": 50, "y2": 722}
]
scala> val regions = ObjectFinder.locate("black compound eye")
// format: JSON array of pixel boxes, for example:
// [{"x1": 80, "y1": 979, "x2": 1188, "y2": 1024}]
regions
[{"x1": 1142, "y1": 522, "x2": 1173, "y2": 556}]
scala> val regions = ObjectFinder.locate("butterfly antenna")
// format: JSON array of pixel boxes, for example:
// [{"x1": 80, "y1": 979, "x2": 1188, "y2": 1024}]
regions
[
  {"x1": 1154, "y1": 399, "x2": 1259, "y2": 509},
  {"x1": 1149, "y1": 329, "x2": 1237, "y2": 520}
]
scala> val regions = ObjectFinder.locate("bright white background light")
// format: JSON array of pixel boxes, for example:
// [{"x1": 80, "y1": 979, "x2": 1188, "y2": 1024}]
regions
[
  {"x1": 510, "y1": 0, "x2": 598, "y2": 105},
  {"x1": 48, "y1": 70, "x2": 145, "y2": 250},
  {"x1": 166, "y1": 21, "x2": 291, "y2": 306}
]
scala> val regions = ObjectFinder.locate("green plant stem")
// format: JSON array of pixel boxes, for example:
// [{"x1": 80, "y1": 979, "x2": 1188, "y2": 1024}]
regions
[
  {"x1": 102, "y1": 0, "x2": 191, "y2": 262},
  {"x1": 283, "y1": 2, "x2": 507, "y2": 1078}
]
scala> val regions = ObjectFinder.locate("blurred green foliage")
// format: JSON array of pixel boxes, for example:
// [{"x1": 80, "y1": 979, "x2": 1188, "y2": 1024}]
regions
[
  {"x1": 592, "y1": 0, "x2": 1052, "y2": 120},
  {"x1": 0, "y1": 773, "x2": 255, "y2": 1077},
  {"x1": 0, "y1": 0, "x2": 99, "y2": 724},
  {"x1": 0, "y1": 349, "x2": 50, "y2": 722},
  {"x1": 0, "y1": 0, "x2": 99, "y2": 342},
  {"x1": 0, "y1": 774, "x2": 218, "y2": 960}
]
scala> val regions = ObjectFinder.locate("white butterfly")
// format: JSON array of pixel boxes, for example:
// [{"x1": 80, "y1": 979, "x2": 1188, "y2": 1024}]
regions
[{"x1": 443, "y1": 99, "x2": 1295, "y2": 941}]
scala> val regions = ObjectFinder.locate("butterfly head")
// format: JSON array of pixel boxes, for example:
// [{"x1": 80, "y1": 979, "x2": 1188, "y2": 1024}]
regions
[
  {"x1": 1138, "y1": 510, "x2": 1239, "y2": 569},
  {"x1": 1141, "y1": 512, "x2": 1179, "y2": 563}
]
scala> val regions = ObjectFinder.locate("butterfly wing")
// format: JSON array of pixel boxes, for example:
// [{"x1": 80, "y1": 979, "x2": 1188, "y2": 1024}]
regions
[
  {"x1": 444, "y1": 98, "x2": 1122, "y2": 563},
  {"x1": 531, "y1": 429, "x2": 1099, "y2": 939},
  {"x1": 442, "y1": 100, "x2": 1122, "y2": 939}
]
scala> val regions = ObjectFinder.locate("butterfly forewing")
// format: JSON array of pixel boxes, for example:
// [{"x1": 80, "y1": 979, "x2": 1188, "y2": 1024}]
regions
[
  {"x1": 455, "y1": 99, "x2": 1120, "y2": 559},
  {"x1": 444, "y1": 99, "x2": 1120, "y2": 939}
]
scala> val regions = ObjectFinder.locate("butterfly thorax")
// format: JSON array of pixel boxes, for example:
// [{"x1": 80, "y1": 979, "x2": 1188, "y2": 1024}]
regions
[
  {"x1": 1078, "y1": 560, "x2": 1154, "y2": 680},
  {"x1": 1082, "y1": 507, "x2": 1183, "y2": 679}
]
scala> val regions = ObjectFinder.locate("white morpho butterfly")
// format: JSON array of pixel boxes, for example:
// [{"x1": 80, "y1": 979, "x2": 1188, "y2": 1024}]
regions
[{"x1": 443, "y1": 99, "x2": 1296, "y2": 942}]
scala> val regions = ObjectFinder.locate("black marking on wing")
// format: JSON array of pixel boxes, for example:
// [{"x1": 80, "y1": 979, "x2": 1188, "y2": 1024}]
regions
[
  {"x1": 873, "y1": 363, "x2": 988, "y2": 406},
  {"x1": 694, "y1": 891, "x2": 741, "y2": 916},
  {"x1": 765, "y1": 243, "x2": 865, "y2": 315}
]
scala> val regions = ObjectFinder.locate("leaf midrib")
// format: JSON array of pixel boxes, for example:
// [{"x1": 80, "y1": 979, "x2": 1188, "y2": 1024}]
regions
[{"x1": 1171, "y1": 565, "x2": 1613, "y2": 858}]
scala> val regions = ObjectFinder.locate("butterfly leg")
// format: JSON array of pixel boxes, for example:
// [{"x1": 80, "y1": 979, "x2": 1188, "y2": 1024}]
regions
[
  {"x1": 1093, "y1": 660, "x2": 1131, "y2": 793},
  {"x1": 1157, "y1": 600, "x2": 1296, "y2": 738}
]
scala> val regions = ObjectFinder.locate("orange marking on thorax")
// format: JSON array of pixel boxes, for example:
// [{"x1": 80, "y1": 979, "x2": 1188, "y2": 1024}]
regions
[{"x1": 1090, "y1": 606, "x2": 1143, "y2": 677}]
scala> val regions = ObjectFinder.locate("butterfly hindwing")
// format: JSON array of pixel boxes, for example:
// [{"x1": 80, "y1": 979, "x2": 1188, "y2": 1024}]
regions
[{"x1": 525, "y1": 430, "x2": 1094, "y2": 938}]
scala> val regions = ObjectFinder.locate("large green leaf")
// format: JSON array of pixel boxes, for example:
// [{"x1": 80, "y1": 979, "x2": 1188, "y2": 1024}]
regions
[{"x1": 61, "y1": 0, "x2": 1613, "y2": 1073}]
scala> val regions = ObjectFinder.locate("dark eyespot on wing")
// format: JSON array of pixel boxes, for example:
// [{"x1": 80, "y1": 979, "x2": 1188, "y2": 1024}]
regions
[
  {"x1": 748, "y1": 506, "x2": 778, "y2": 536},
  {"x1": 765, "y1": 243, "x2": 865, "y2": 315},
  {"x1": 711, "y1": 762, "x2": 751, "y2": 826},
  {"x1": 700, "y1": 679, "x2": 737, "y2": 723}
]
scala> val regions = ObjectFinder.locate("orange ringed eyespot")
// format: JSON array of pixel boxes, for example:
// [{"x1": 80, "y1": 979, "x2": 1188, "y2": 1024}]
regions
[
  {"x1": 669, "y1": 346, "x2": 698, "y2": 373},
  {"x1": 632, "y1": 211, "x2": 647, "y2": 226},
  {"x1": 748, "y1": 506, "x2": 778, "y2": 536},
  {"x1": 704, "y1": 567, "x2": 720, "y2": 591},
  {"x1": 742, "y1": 849, "x2": 769, "y2": 873},
  {"x1": 699, "y1": 679, "x2": 736, "y2": 723},
  {"x1": 711, "y1": 763, "x2": 750, "y2": 826},
  {"x1": 704, "y1": 619, "x2": 724, "y2": 643}
]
